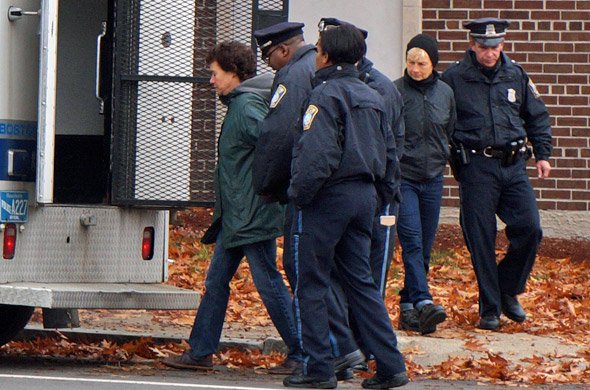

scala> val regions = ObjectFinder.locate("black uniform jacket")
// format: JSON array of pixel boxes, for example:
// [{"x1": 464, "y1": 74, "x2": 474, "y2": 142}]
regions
[
  {"x1": 394, "y1": 71, "x2": 456, "y2": 182},
  {"x1": 442, "y1": 50, "x2": 552, "y2": 161},
  {"x1": 252, "y1": 44, "x2": 316, "y2": 203},
  {"x1": 358, "y1": 57, "x2": 405, "y2": 158},
  {"x1": 288, "y1": 63, "x2": 398, "y2": 207}
]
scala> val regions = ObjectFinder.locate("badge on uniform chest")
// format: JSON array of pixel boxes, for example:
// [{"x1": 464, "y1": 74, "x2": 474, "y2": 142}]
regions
[{"x1": 507, "y1": 88, "x2": 516, "y2": 103}]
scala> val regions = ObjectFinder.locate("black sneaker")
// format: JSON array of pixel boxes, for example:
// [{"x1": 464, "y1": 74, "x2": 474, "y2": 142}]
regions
[
  {"x1": 361, "y1": 372, "x2": 409, "y2": 388},
  {"x1": 283, "y1": 374, "x2": 337, "y2": 389},
  {"x1": 418, "y1": 304, "x2": 447, "y2": 335},
  {"x1": 398, "y1": 309, "x2": 420, "y2": 332}
]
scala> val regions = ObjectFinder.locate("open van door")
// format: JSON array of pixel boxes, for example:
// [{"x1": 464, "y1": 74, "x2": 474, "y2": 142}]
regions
[
  {"x1": 108, "y1": 0, "x2": 289, "y2": 208},
  {"x1": 36, "y1": 0, "x2": 58, "y2": 204},
  {"x1": 110, "y1": 0, "x2": 216, "y2": 208}
]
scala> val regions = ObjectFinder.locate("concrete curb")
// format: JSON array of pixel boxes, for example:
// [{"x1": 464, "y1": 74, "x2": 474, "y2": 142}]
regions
[{"x1": 19, "y1": 325, "x2": 287, "y2": 355}]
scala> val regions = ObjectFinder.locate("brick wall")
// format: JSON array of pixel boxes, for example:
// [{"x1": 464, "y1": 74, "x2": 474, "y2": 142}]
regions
[
  {"x1": 190, "y1": 0, "x2": 217, "y2": 204},
  {"x1": 423, "y1": 0, "x2": 590, "y2": 211}
]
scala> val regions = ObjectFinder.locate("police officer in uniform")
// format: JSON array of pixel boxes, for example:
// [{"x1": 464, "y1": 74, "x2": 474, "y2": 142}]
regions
[
  {"x1": 284, "y1": 23, "x2": 407, "y2": 389},
  {"x1": 317, "y1": 17, "x2": 405, "y2": 299},
  {"x1": 252, "y1": 21, "x2": 361, "y2": 377},
  {"x1": 252, "y1": 20, "x2": 315, "y2": 298},
  {"x1": 316, "y1": 16, "x2": 405, "y2": 369},
  {"x1": 442, "y1": 18, "x2": 552, "y2": 330}
]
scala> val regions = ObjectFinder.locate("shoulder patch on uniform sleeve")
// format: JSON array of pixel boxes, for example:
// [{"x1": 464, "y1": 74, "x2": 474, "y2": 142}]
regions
[
  {"x1": 528, "y1": 78, "x2": 541, "y2": 99},
  {"x1": 270, "y1": 84, "x2": 287, "y2": 108},
  {"x1": 303, "y1": 105, "x2": 319, "y2": 131}
]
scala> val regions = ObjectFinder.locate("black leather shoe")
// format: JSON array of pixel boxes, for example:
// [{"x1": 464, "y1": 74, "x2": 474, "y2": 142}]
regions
[
  {"x1": 161, "y1": 351, "x2": 213, "y2": 370},
  {"x1": 268, "y1": 358, "x2": 302, "y2": 375},
  {"x1": 478, "y1": 315, "x2": 500, "y2": 330},
  {"x1": 398, "y1": 308, "x2": 420, "y2": 332},
  {"x1": 418, "y1": 304, "x2": 447, "y2": 335},
  {"x1": 334, "y1": 349, "x2": 365, "y2": 372},
  {"x1": 501, "y1": 294, "x2": 526, "y2": 323},
  {"x1": 283, "y1": 374, "x2": 337, "y2": 388},
  {"x1": 361, "y1": 372, "x2": 409, "y2": 388}
]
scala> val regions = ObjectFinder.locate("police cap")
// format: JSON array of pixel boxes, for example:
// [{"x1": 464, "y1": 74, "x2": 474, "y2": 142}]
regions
[
  {"x1": 318, "y1": 17, "x2": 368, "y2": 39},
  {"x1": 464, "y1": 17, "x2": 510, "y2": 47},
  {"x1": 253, "y1": 22, "x2": 305, "y2": 57}
]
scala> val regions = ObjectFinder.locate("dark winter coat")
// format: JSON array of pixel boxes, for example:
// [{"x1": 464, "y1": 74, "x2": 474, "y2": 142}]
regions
[
  {"x1": 288, "y1": 63, "x2": 398, "y2": 207},
  {"x1": 252, "y1": 45, "x2": 317, "y2": 203},
  {"x1": 441, "y1": 50, "x2": 552, "y2": 161},
  {"x1": 212, "y1": 73, "x2": 284, "y2": 248},
  {"x1": 394, "y1": 71, "x2": 456, "y2": 182}
]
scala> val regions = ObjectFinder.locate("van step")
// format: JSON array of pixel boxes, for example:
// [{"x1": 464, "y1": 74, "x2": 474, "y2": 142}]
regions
[{"x1": 0, "y1": 283, "x2": 199, "y2": 309}]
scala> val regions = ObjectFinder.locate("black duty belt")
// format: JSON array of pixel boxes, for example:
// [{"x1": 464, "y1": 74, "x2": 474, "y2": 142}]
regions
[
  {"x1": 466, "y1": 140, "x2": 531, "y2": 166},
  {"x1": 469, "y1": 146, "x2": 506, "y2": 159}
]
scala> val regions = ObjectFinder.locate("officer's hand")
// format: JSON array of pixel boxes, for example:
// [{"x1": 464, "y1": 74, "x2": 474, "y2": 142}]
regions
[{"x1": 536, "y1": 159, "x2": 551, "y2": 179}]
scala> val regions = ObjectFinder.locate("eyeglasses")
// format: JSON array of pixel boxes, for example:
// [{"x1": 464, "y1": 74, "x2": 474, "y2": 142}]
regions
[{"x1": 263, "y1": 45, "x2": 280, "y2": 64}]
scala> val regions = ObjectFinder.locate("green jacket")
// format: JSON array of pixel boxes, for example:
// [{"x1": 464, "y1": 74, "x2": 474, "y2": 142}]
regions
[{"x1": 212, "y1": 73, "x2": 284, "y2": 248}]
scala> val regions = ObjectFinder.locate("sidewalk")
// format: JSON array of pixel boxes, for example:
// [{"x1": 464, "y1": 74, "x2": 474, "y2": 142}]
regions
[{"x1": 21, "y1": 309, "x2": 583, "y2": 371}]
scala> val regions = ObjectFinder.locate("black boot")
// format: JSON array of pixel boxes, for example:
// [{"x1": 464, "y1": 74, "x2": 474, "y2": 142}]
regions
[
  {"x1": 418, "y1": 304, "x2": 447, "y2": 335},
  {"x1": 283, "y1": 374, "x2": 337, "y2": 389}
]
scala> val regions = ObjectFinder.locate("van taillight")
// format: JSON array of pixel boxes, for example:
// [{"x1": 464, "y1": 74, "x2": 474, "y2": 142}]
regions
[
  {"x1": 3, "y1": 223, "x2": 17, "y2": 259},
  {"x1": 142, "y1": 227, "x2": 154, "y2": 260}
]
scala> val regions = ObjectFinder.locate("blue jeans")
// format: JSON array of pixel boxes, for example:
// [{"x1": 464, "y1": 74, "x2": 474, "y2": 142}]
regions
[
  {"x1": 397, "y1": 175, "x2": 443, "y2": 310},
  {"x1": 188, "y1": 233, "x2": 300, "y2": 361}
]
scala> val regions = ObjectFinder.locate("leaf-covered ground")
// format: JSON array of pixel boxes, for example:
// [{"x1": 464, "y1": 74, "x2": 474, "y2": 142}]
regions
[{"x1": 2, "y1": 208, "x2": 589, "y2": 385}]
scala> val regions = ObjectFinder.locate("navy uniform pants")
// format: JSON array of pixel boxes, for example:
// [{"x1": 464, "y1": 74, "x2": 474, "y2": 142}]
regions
[
  {"x1": 285, "y1": 202, "x2": 358, "y2": 360},
  {"x1": 292, "y1": 181, "x2": 406, "y2": 379},
  {"x1": 458, "y1": 156, "x2": 542, "y2": 318},
  {"x1": 369, "y1": 201, "x2": 399, "y2": 297},
  {"x1": 328, "y1": 200, "x2": 399, "y2": 358}
]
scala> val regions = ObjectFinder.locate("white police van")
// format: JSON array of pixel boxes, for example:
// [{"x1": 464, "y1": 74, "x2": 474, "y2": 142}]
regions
[
  {"x1": 0, "y1": 0, "x2": 404, "y2": 346},
  {"x1": 0, "y1": 0, "x2": 296, "y2": 346}
]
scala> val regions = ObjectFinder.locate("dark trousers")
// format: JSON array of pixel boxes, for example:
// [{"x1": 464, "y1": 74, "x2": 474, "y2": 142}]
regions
[
  {"x1": 292, "y1": 181, "x2": 406, "y2": 379},
  {"x1": 458, "y1": 156, "x2": 542, "y2": 318},
  {"x1": 283, "y1": 201, "x2": 297, "y2": 291},
  {"x1": 287, "y1": 201, "x2": 358, "y2": 360},
  {"x1": 330, "y1": 200, "x2": 400, "y2": 358},
  {"x1": 370, "y1": 201, "x2": 400, "y2": 296}
]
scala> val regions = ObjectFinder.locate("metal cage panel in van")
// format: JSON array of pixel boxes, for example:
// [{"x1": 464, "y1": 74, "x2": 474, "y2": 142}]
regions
[{"x1": 111, "y1": 0, "x2": 288, "y2": 207}]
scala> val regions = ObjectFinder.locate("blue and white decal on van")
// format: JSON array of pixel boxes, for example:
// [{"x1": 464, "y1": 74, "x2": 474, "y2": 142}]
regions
[
  {"x1": 0, "y1": 120, "x2": 36, "y2": 182},
  {"x1": 0, "y1": 191, "x2": 28, "y2": 223}
]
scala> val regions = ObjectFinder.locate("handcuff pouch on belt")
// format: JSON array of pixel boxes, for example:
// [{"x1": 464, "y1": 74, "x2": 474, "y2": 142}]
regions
[
  {"x1": 449, "y1": 143, "x2": 470, "y2": 166},
  {"x1": 448, "y1": 143, "x2": 470, "y2": 180},
  {"x1": 499, "y1": 139, "x2": 532, "y2": 166}
]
